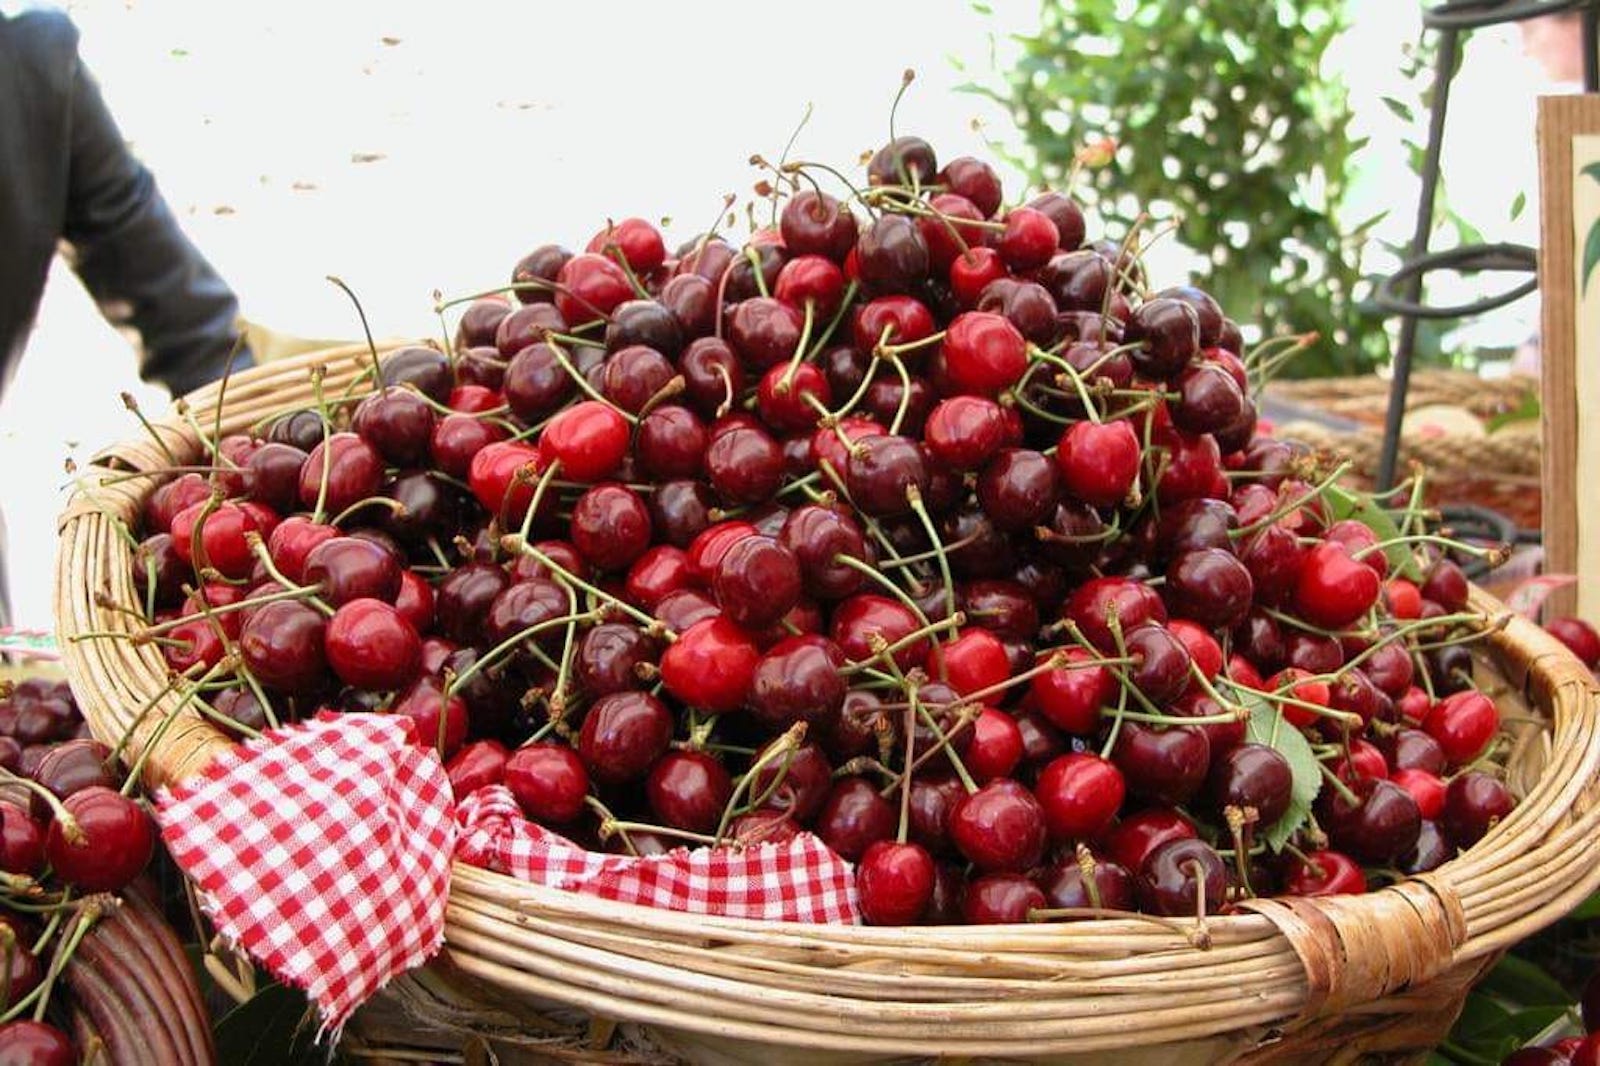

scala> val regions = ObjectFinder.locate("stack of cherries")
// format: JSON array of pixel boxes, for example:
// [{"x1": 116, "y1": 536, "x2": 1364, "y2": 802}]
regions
[
  {"x1": 0, "y1": 679, "x2": 158, "y2": 1064},
  {"x1": 121, "y1": 129, "x2": 1518, "y2": 928}
]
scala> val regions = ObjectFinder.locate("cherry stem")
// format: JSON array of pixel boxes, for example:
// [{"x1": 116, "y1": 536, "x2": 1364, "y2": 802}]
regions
[
  {"x1": 1076, "y1": 844, "x2": 1106, "y2": 911},
  {"x1": 883, "y1": 354, "x2": 914, "y2": 437},
  {"x1": 1226, "y1": 806, "x2": 1256, "y2": 899},
  {"x1": 513, "y1": 460, "x2": 563, "y2": 545},
  {"x1": 1354, "y1": 533, "x2": 1504, "y2": 566},
  {"x1": 1316, "y1": 762, "x2": 1360, "y2": 807},
  {"x1": 905, "y1": 487, "x2": 957, "y2": 644},
  {"x1": 806, "y1": 281, "x2": 859, "y2": 360},
  {"x1": 1229, "y1": 461, "x2": 1354, "y2": 541},
  {"x1": 542, "y1": 337, "x2": 640, "y2": 424},
  {"x1": 326, "y1": 275, "x2": 384, "y2": 384},
  {"x1": 446, "y1": 610, "x2": 601, "y2": 701},
  {"x1": 308, "y1": 367, "x2": 335, "y2": 525},
  {"x1": 911, "y1": 684, "x2": 978, "y2": 795},
  {"x1": 122, "y1": 657, "x2": 237, "y2": 794},
  {"x1": 895, "y1": 700, "x2": 916, "y2": 844},
  {"x1": 0, "y1": 770, "x2": 82, "y2": 845},
  {"x1": 330, "y1": 495, "x2": 407, "y2": 528},
  {"x1": 1221, "y1": 676, "x2": 1363, "y2": 730},
  {"x1": 713, "y1": 723, "x2": 806, "y2": 844},
  {"x1": 828, "y1": 355, "x2": 880, "y2": 423},
  {"x1": 502, "y1": 535, "x2": 666, "y2": 635},
  {"x1": 244, "y1": 533, "x2": 335, "y2": 617},
  {"x1": 1097, "y1": 616, "x2": 1133, "y2": 758},
  {"x1": 877, "y1": 329, "x2": 947, "y2": 360},
  {"x1": 547, "y1": 580, "x2": 582, "y2": 721},
  {"x1": 1028, "y1": 347, "x2": 1102, "y2": 424},
  {"x1": 119, "y1": 393, "x2": 180, "y2": 467},
  {"x1": 777, "y1": 302, "x2": 817, "y2": 394}
]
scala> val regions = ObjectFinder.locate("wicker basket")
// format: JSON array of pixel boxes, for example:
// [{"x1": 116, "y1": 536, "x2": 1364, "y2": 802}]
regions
[
  {"x1": 54, "y1": 345, "x2": 1600, "y2": 1064},
  {"x1": 1266, "y1": 371, "x2": 1542, "y2": 530}
]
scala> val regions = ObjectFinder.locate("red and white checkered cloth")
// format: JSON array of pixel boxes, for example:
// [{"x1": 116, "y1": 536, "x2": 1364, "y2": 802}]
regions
[
  {"x1": 155, "y1": 713, "x2": 454, "y2": 1035},
  {"x1": 156, "y1": 715, "x2": 860, "y2": 1036},
  {"x1": 457, "y1": 785, "x2": 860, "y2": 923}
]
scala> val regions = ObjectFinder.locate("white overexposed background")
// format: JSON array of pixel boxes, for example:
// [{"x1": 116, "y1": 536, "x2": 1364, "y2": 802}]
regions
[{"x1": 0, "y1": 0, "x2": 1567, "y2": 629}]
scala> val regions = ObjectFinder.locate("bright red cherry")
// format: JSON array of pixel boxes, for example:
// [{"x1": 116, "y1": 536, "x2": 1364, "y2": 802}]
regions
[
  {"x1": 0, "y1": 1021, "x2": 73, "y2": 1066},
  {"x1": 1029, "y1": 648, "x2": 1114, "y2": 735},
  {"x1": 540, "y1": 401, "x2": 631, "y2": 482},
  {"x1": 1035, "y1": 753, "x2": 1125, "y2": 841},
  {"x1": 1282, "y1": 849, "x2": 1366, "y2": 896},
  {"x1": 965, "y1": 709, "x2": 1024, "y2": 783},
  {"x1": 1423, "y1": 690, "x2": 1499, "y2": 765},
  {"x1": 555, "y1": 253, "x2": 634, "y2": 324},
  {"x1": 1055, "y1": 420, "x2": 1140, "y2": 508},
  {"x1": 467, "y1": 440, "x2": 543, "y2": 520},
  {"x1": 446, "y1": 740, "x2": 509, "y2": 798},
  {"x1": 169, "y1": 499, "x2": 259, "y2": 579},
  {"x1": 659, "y1": 617, "x2": 761, "y2": 713},
  {"x1": 941, "y1": 312, "x2": 1028, "y2": 396},
  {"x1": 996, "y1": 207, "x2": 1059, "y2": 272},
  {"x1": 856, "y1": 840, "x2": 936, "y2": 926},
  {"x1": 1293, "y1": 541, "x2": 1381, "y2": 630},
  {"x1": 1390, "y1": 768, "x2": 1447, "y2": 820},
  {"x1": 930, "y1": 628, "x2": 1009, "y2": 697},
  {"x1": 0, "y1": 802, "x2": 44, "y2": 875},
  {"x1": 1547, "y1": 616, "x2": 1600, "y2": 667},
  {"x1": 949, "y1": 779, "x2": 1047, "y2": 873},
  {"x1": 586, "y1": 217, "x2": 666, "y2": 273}
]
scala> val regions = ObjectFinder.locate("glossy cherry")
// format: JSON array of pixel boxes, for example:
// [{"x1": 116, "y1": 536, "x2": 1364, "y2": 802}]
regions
[
  {"x1": 45, "y1": 786, "x2": 154, "y2": 892},
  {"x1": 659, "y1": 617, "x2": 761, "y2": 713},
  {"x1": 949, "y1": 779, "x2": 1047, "y2": 873},
  {"x1": 856, "y1": 840, "x2": 937, "y2": 926},
  {"x1": 506, "y1": 743, "x2": 589, "y2": 824}
]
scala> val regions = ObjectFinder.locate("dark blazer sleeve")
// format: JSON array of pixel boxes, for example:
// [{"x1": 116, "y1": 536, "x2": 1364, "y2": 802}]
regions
[{"x1": 54, "y1": 16, "x2": 249, "y2": 396}]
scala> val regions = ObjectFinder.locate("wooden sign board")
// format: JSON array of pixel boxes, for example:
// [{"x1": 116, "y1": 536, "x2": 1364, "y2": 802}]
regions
[{"x1": 1538, "y1": 96, "x2": 1600, "y2": 619}]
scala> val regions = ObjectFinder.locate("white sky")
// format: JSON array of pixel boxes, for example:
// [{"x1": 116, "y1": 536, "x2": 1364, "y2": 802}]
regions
[{"x1": 0, "y1": 1, "x2": 1567, "y2": 628}]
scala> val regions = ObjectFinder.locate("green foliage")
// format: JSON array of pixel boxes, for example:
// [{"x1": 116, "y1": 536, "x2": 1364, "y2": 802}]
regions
[{"x1": 965, "y1": 1, "x2": 1387, "y2": 376}]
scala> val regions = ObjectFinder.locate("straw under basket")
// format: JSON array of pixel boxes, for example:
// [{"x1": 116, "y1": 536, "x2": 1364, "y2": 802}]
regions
[{"x1": 54, "y1": 345, "x2": 1600, "y2": 1064}]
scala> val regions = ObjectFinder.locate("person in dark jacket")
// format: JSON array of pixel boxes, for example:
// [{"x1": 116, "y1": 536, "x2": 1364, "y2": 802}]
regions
[{"x1": 0, "y1": 6, "x2": 249, "y2": 625}]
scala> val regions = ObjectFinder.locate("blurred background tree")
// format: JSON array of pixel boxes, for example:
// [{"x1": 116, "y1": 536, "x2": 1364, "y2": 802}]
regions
[{"x1": 968, "y1": 1, "x2": 1391, "y2": 377}]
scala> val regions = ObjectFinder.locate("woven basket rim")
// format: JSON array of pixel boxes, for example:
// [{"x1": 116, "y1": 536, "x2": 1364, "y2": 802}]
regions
[{"x1": 52, "y1": 342, "x2": 1600, "y2": 1057}]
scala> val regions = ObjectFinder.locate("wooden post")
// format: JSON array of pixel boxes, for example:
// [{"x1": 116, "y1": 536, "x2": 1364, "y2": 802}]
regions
[{"x1": 1537, "y1": 96, "x2": 1600, "y2": 619}]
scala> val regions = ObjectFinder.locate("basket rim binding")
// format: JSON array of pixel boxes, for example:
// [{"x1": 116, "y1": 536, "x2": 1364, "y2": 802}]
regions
[{"x1": 51, "y1": 343, "x2": 1600, "y2": 1057}]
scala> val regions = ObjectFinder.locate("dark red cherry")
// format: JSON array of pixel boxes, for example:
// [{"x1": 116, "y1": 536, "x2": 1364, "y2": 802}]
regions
[
  {"x1": 0, "y1": 1020, "x2": 71, "y2": 1065},
  {"x1": 846, "y1": 435, "x2": 929, "y2": 517},
  {"x1": 1123, "y1": 298, "x2": 1200, "y2": 380},
  {"x1": 575, "y1": 623, "x2": 658, "y2": 697},
  {"x1": 45, "y1": 786, "x2": 154, "y2": 892},
  {"x1": 1103, "y1": 809, "x2": 1196, "y2": 873},
  {"x1": 949, "y1": 779, "x2": 1047, "y2": 873},
  {"x1": 578, "y1": 691, "x2": 674, "y2": 786},
  {"x1": 1165, "y1": 548, "x2": 1254, "y2": 629},
  {"x1": 705, "y1": 425, "x2": 784, "y2": 504},
  {"x1": 571, "y1": 484, "x2": 652, "y2": 572},
  {"x1": 815, "y1": 777, "x2": 895, "y2": 861},
  {"x1": 1112, "y1": 722, "x2": 1210, "y2": 806},
  {"x1": 1207, "y1": 743, "x2": 1292, "y2": 825},
  {"x1": 997, "y1": 207, "x2": 1059, "y2": 272},
  {"x1": 0, "y1": 802, "x2": 44, "y2": 875},
  {"x1": 506, "y1": 743, "x2": 589, "y2": 824},
  {"x1": 713, "y1": 535, "x2": 802, "y2": 630},
  {"x1": 1123, "y1": 624, "x2": 1193, "y2": 704},
  {"x1": 830, "y1": 595, "x2": 928, "y2": 672},
  {"x1": 962, "y1": 873, "x2": 1047, "y2": 924},
  {"x1": 1440, "y1": 770, "x2": 1514, "y2": 847},
  {"x1": 647, "y1": 751, "x2": 732, "y2": 834},
  {"x1": 304, "y1": 536, "x2": 403, "y2": 607},
  {"x1": 780, "y1": 190, "x2": 858, "y2": 262},
  {"x1": 435, "y1": 563, "x2": 513, "y2": 647},
  {"x1": 747, "y1": 636, "x2": 846, "y2": 731},
  {"x1": 779, "y1": 505, "x2": 869, "y2": 600},
  {"x1": 867, "y1": 135, "x2": 937, "y2": 186},
  {"x1": 239, "y1": 600, "x2": 329, "y2": 692},
  {"x1": 649, "y1": 479, "x2": 716, "y2": 548},
  {"x1": 1136, "y1": 838, "x2": 1226, "y2": 916},
  {"x1": 1026, "y1": 191, "x2": 1087, "y2": 249},
  {"x1": 1319, "y1": 778, "x2": 1421, "y2": 863},
  {"x1": 856, "y1": 215, "x2": 930, "y2": 294},
  {"x1": 446, "y1": 740, "x2": 509, "y2": 797}
]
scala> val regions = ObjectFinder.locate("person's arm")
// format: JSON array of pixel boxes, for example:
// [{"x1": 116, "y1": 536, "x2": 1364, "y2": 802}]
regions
[{"x1": 58, "y1": 35, "x2": 250, "y2": 397}]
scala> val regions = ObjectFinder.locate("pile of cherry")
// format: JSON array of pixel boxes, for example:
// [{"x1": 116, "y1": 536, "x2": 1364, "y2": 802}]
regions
[
  {"x1": 0, "y1": 679, "x2": 157, "y2": 1064},
  {"x1": 120, "y1": 131, "x2": 1528, "y2": 929}
]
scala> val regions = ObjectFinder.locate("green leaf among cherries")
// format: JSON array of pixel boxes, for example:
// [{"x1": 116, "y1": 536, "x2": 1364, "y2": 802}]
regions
[{"x1": 1243, "y1": 695, "x2": 1321, "y2": 853}]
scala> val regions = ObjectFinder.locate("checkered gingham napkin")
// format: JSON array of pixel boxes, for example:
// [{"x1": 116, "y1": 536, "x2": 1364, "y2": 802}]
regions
[
  {"x1": 156, "y1": 715, "x2": 861, "y2": 1036},
  {"x1": 456, "y1": 785, "x2": 860, "y2": 923},
  {"x1": 155, "y1": 713, "x2": 455, "y2": 1036}
]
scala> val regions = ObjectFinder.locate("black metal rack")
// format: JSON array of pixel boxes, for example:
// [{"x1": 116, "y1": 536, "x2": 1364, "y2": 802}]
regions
[{"x1": 1370, "y1": 0, "x2": 1600, "y2": 493}]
